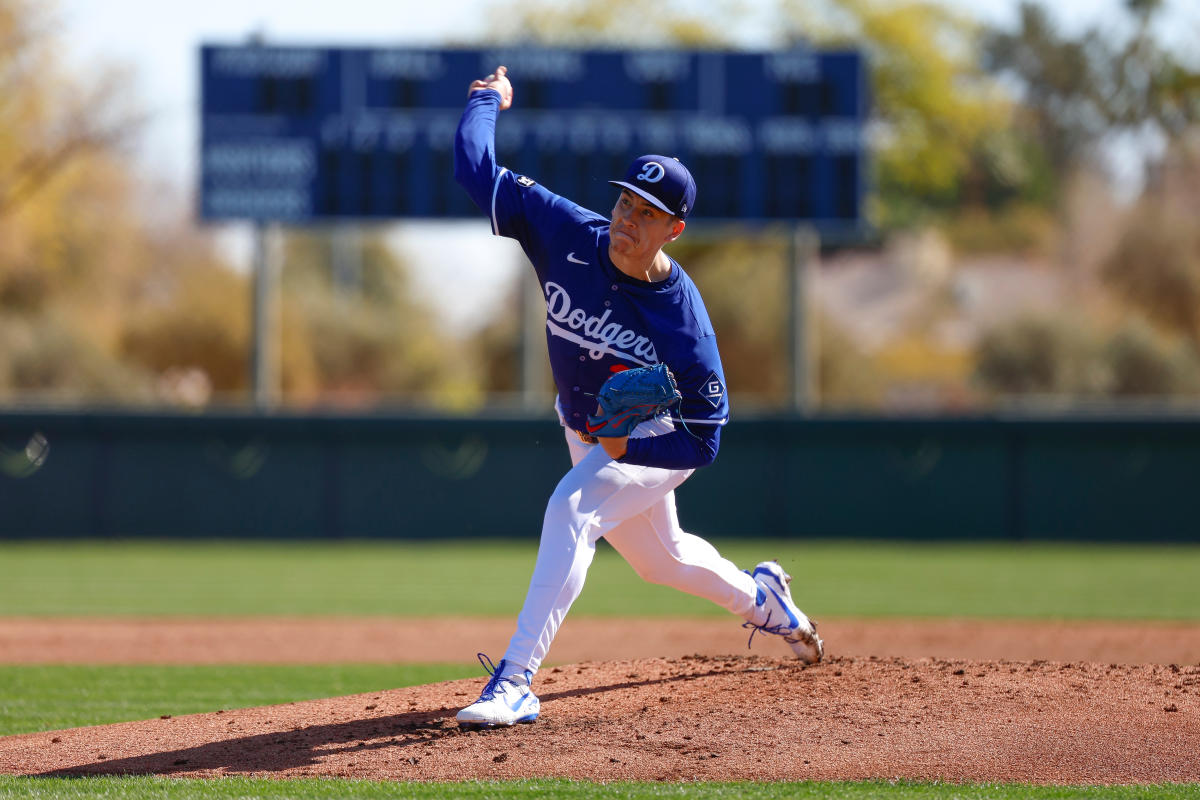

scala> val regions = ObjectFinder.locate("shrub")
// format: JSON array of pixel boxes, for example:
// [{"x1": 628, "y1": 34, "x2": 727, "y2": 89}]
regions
[
  {"x1": 1105, "y1": 318, "x2": 1200, "y2": 397},
  {"x1": 973, "y1": 314, "x2": 1108, "y2": 397},
  {"x1": 0, "y1": 315, "x2": 154, "y2": 402}
]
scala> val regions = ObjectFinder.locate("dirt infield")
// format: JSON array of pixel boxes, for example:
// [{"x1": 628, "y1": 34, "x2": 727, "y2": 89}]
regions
[{"x1": 1, "y1": 617, "x2": 1198, "y2": 784}]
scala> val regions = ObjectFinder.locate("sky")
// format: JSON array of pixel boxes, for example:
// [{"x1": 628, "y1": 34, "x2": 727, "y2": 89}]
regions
[{"x1": 53, "y1": 0, "x2": 1200, "y2": 328}]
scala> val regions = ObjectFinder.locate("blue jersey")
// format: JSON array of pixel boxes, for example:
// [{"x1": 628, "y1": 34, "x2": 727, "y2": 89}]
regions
[{"x1": 455, "y1": 90, "x2": 729, "y2": 470}]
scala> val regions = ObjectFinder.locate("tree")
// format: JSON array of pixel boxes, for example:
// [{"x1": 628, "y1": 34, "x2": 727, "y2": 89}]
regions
[
  {"x1": 788, "y1": 0, "x2": 1015, "y2": 224},
  {"x1": 277, "y1": 230, "x2": 481, "y2": 408},
  {"x1": 0, "y1": 0, "x2": 162, "y2": 401},
  {"x1": 1, "y1": 0, "x2": 479, "y2": 408},
  {"x1": 1102, "y1": 205, "x2": 1200, "y2": 348},
  {"x1": 485, "y1": 0, "x2": 743, "y2": 46},
  {"x1": 983, "y1": 0, "x2": 1200, "y2": 196},
  {"x1": 0, "y1": 0, "x2": 144, "y2": 219},
  {"x1": 118, "y1": 236, "x2": 254, "y2": 400}
]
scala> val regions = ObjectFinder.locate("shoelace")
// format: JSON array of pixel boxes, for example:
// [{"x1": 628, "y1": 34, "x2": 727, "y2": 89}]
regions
[
  {"x1": 474, "y1": 652, "x2": 524, "y2": 701},
  {"x1": 741, "y1": 609, "x2": 793, "y2": 649}
]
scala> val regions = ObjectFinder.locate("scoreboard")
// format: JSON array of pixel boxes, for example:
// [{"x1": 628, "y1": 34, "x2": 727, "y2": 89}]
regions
[{"x1": 199, "y1": 45, "x2": 867, "y2": 225}]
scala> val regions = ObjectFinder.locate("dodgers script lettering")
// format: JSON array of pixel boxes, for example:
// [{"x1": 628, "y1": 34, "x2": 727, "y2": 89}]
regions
[{"x1": 544, "y1": 282, "x2": 658, "y2": 364}]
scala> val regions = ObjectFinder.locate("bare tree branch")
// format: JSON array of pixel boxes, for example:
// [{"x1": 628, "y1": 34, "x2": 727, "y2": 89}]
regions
[{"x1": 0, "y1": 50, "x2": 147, "y2": 218}]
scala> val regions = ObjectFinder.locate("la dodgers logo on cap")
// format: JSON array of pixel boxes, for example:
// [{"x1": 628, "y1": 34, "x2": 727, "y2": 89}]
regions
[
  {"x1": 636, "y1": 162, "x2": 666, "y2": 183},
  {"x1": 609, "y1": 154, "x2": 697, "y2": 219}
]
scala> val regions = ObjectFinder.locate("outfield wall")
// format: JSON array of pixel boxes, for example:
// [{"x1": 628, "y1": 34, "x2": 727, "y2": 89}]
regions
[{"x1": 1, "y1": 411, "x2": 1196, "y2": 541}]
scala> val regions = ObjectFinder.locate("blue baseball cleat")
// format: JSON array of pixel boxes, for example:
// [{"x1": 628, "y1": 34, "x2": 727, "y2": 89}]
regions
[
  {"x1": 743, "y1": 560, "x2": 824, "y2": 664},
  {"x1": 456, "y1": 653, "x2": 540, "y2": 729}
]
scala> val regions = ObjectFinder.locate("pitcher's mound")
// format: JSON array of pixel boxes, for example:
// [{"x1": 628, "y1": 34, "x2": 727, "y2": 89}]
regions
[{"x1": 3, "y1": 655, "x2": 1197, "y2": 784}]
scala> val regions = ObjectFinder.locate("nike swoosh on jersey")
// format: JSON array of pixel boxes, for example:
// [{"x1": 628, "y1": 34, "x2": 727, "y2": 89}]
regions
[{"x1": 566, "y1": 252, "x2": 589, "y2": 265}]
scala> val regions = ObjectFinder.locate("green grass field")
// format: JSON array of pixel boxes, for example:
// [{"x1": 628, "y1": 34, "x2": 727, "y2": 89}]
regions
[
  {"x1": 0, "y1": 664, "x2": 477, "y2": 736},
  {"x1": 1, "y1": 539, "x2": 1198, "y2": 799},
  {"x1": 2, "y1": 539, "x2": 1198, "y2": 620},
  {"x1": 2, "y1": 776, "x2": 1198, "y2": 799}
]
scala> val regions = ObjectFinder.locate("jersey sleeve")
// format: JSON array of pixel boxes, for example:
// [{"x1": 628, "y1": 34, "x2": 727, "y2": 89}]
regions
[
  {"x1": 622, "y1": 422, "x2": 722, "y2": 470},
  {"x1": 671, "y1": 335, "x2": 730, "y2": 429},
  {"x1": 453, "y1": 89, "x2": 506, "y2": 214},
  {"x1": 621, "y1": 335, "x2": 729, "y2": 470},
  {"x1": 454, "y1": 89, "x2": 601, "y2": 275}
]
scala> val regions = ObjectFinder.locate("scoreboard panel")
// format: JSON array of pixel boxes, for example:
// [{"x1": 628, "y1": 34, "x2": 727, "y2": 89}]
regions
[{"x1": 200, "y1": 45, "x2": 867, "y2": 225}]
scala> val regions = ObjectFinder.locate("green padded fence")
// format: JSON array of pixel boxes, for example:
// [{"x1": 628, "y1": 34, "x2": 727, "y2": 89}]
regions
[{"x1": 1, "y1": 411, "x2": 1196, "y2": 541}]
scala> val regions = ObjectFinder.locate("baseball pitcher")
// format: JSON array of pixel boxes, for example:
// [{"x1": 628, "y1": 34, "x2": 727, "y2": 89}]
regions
[{"x1": 452, "y1": 65, "x2": 823, "y2": 729}]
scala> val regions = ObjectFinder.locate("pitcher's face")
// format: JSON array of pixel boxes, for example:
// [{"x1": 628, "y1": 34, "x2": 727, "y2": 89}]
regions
[{"x1": 609, "y1": 190, "x2": 684, "y2": 263}]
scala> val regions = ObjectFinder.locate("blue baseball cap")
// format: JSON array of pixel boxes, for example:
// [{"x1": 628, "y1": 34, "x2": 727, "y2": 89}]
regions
[{"x1": 608, "y1": 154, "x2": 697, "y2": 219}]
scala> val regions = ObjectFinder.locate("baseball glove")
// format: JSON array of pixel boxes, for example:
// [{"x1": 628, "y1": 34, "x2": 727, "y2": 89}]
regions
[{"x1": 586, "y1": 364, "x2": 682, "y2": 438}]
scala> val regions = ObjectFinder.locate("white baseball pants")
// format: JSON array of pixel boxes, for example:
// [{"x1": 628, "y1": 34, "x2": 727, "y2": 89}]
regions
[{"x1": 502, "y1": 415, "x2": 760, "y2": 674}]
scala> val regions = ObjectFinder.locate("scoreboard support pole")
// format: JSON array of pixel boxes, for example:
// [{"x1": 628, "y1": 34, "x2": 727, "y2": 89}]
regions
[
  {"x1": 789, "y1": 225, "x2": 820, "y2": 414},
  {"x1": 331, "y1": 225, "x2": 363, "y2": 298},
  {"x1": 251, "y1": 222, "x2": 280, "y2": 410},
  {"x1": 519, "y1": 260, "x2": 550, "y2": 411}
]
